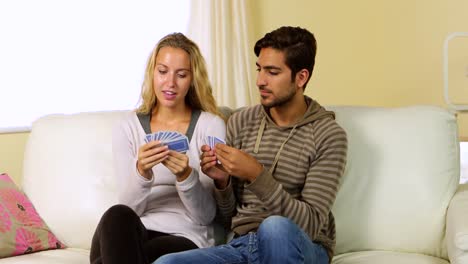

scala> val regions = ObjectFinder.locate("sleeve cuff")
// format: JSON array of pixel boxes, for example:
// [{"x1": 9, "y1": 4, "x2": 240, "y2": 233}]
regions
[
  {"x1": 176, "y1": 169, "x2": 198, "y2": 192},
  {"x1": 246, "y1": 168, "x2": 279, "y2": 200},
  {"x1": 214, "y1": 177, "x2": 234, "y2": 201},
  {"x1": 134, "y1": 158, "x2": 154, "y2": 187}
]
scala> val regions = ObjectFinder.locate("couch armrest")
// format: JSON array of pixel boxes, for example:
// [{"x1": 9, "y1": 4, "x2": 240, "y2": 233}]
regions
[{"x1": 447, "y1": 183, "x2": 468, "y2": 264}]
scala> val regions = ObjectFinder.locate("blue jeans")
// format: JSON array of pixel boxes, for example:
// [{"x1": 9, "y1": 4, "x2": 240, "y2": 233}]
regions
[{"x1": 155, "y1": 216, "x2": 329, "y2": 264}]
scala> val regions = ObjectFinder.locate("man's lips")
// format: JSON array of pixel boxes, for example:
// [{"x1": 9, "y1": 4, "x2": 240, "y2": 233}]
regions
[{"x1": 259, "y1": 88, "x2": 271, "y2": 95}]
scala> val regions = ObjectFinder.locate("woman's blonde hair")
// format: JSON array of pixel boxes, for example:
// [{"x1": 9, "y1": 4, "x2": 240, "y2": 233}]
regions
[{"x1": 136, "y1": 33, "x2": 223, "y2": 119}]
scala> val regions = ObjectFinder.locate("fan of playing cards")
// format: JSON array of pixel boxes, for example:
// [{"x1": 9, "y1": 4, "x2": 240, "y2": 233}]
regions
[
  {"x1": 145, "y1": 131, "x2": 190, "y2": 153},
  {"x1": 206, "y1": 136, "x2": 225, "y2": 149},
  {"x1": 206, "y1": 136, "x2": 225, "y2": 164}
]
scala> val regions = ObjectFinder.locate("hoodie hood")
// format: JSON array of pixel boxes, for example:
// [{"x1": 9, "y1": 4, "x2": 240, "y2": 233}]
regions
[{"x1": 261, "y1": 95, "x2": 335, "y2": 128}]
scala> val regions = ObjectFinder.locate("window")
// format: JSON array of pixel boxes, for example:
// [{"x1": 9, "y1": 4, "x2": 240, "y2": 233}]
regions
[{"x1": 0, "y1": 0, "x2": 189, "y2": 132}]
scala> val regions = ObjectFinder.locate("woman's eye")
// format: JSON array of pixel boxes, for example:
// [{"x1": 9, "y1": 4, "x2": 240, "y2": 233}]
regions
[
  {"x1": 177, "y1": 74, "x2": 187, "y2": 78},
  {"x1": 158, "y1": 70, "x2": 167, "y2": 74}
]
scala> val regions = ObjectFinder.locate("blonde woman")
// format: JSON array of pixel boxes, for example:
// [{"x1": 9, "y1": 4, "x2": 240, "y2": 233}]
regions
[{"x1": 90, "y1": 33, "x2": 226, "y2": 264}]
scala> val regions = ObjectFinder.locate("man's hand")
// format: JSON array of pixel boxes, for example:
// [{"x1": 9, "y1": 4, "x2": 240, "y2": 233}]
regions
[
  {"x1": 200, "y1": 145, "x2": 229, "y2": 189},
  {"x1": 215, "y1": 144, "x2": 263, "y2": 183}
]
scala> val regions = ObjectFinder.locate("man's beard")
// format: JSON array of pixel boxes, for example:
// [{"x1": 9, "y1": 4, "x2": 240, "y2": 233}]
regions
[{"x1": 260, "y1": 86, "x2": 296, "y2": 108}]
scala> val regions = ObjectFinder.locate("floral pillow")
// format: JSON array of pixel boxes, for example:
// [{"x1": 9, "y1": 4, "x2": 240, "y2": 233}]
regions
[{"x1": 0, "y1": 173, "x2": 65, "y2": 258}]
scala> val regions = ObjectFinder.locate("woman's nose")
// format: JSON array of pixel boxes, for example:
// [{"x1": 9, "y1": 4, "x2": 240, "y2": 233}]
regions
[{"x1": 166, "y1": 72, "x2": 176, "y2": 87}]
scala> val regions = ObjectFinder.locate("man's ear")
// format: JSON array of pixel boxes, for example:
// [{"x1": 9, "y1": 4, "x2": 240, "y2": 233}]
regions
[{"x1": 295, "y1": 69, "x2": 310, "y2": 89}]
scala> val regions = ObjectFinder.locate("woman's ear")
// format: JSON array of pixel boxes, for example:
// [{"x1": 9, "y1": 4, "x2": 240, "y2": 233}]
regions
[{"x1": 295, "y1": 69, "x2": 310, "y2": 89}]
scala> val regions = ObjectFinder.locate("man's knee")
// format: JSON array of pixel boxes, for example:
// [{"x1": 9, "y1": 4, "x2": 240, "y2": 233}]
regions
[
  {"x1": 155, "y1": 249, "x2": 211, "y2": 264},
  {"x1": 154, "y1": 254, "x2": 171, "y2": 264},
  {"x1": 258, "y1": 216, "x2": 297, "y2": 238}
]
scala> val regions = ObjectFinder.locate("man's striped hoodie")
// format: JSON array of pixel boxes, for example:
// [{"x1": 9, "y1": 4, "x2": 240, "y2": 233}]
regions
[{"x1": 214, "y1": 96, "x2": 348, "y2": 259}]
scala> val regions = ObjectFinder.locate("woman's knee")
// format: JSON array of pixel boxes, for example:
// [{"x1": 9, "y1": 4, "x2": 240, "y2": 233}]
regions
[{"x1": 100, "y1": 204, "x2": 138, "y2": 226}]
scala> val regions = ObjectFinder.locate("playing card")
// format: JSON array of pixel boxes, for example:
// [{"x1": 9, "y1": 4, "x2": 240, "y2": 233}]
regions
[
  {"x1": 165, "y1": 137, "x2": 190, "y2": 153},
  {"x1": 155, "y1": 131, "x2": 164, "y2": 141},
  {"x1": 205, "y1": 136, "x2": 225, "y2": 164},
  {"x1": 213, "y1": 136, "x2": 225, "y2": 146},
  {"x1": 165, "y1": 131, "x2": 178, "y2": 141},
  {"x1": 145, "y1": 134, "x2": 153, "y2": 143},
  {"x1": 206, "y1": 136, "x2": 225, "y2": 148}
]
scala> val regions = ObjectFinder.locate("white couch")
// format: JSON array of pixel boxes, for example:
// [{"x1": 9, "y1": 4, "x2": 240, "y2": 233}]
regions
[{"x1": 1, "y1": 106, "x2": 467, "y2": 264}]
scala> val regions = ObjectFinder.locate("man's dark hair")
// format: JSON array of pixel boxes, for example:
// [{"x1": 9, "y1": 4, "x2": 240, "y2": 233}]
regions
[{"x1": 254, "y1": 26, "x2": 317, "y2": 89}]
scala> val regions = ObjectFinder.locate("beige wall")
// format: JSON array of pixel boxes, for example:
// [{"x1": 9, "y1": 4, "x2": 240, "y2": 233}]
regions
[
  {"x1": 250, "y1": 0, "x2": 468, "y2": 139},
  {"x1": 1, "y1": 1, "x2": 468, "y2": 185},
  {"x1": 0, "y1": 132, "x2": 29, "y2": 186}
]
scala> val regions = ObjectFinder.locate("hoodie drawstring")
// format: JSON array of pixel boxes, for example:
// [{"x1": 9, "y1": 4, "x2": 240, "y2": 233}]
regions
[
  {"x1": 254, "y1": 117, "x2": 266, "y2": 154},
  {"x1": 253, "y1": 116, "x2": 298, "y2": 174}
]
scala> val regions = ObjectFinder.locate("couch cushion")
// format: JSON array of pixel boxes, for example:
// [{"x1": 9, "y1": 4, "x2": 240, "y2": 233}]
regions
[
  {"x1": 0, "y1": 173, "x2": 64, "y2": 258},
  {"x1": 0, "y1": 248, "x2": 88, "y2": 264},
  {"x1": 21, "y1": 111, "x2": 128, "y2": 249},
  {"x1": 329, "y1": 106, "x2": 459, "y2": 259},
  {"x1": 446, "y1": 183, "x2": 468, "y2": 264},
  {"x1": 332, "y1": 251, "x2": 449, "y2": 264}
]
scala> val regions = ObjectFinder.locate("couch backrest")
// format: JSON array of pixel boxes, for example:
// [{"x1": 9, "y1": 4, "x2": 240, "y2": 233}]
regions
[
  {"x1": 22, "y1": 106, "x2": 460, "y2": 256},
  {"x1": 329, "y1": 106, "x2": 459, "y2": 259},
  {"x1": 22, "y1": 111, "x2": 127, "y2": 249}
]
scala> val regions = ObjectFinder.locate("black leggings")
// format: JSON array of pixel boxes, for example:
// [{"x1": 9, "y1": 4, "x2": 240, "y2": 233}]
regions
[{"x1": 90, "y1": 204, "x2": 198, "y2": 264}]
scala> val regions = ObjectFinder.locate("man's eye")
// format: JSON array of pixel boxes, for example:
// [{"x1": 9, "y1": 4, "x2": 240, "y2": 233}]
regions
[
  {"x1": 256, "y1": 68, "x2": 261, "y2": 72},
  {"x1": 269, "y1": 71, "x2": 279, "y2": 75}
]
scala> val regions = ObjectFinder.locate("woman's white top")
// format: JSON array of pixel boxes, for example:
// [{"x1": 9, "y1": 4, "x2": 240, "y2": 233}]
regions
[{"x1": 112, "y1": 110, "x2": 226, "y2": 248}]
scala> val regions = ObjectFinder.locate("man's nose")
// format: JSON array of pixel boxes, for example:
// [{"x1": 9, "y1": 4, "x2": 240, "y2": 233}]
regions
[{"x1": 256, "y1": 71, "x2": 266, "y2": 87}]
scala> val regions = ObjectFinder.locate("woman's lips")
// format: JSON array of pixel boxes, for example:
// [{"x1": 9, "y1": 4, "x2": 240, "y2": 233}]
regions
[{"x1": 162, "y1": 90, "x2": 176, "y2": 100}]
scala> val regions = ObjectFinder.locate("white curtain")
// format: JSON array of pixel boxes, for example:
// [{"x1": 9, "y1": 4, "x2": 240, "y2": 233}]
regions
[{"x1": 187, "y1": 0, "x2": 258, "y2": 108}]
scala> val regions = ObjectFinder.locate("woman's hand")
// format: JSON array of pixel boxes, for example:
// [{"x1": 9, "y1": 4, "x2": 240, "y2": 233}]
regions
[
  {"x1": 162, "y1": 151, "x2": 192, "y2": 181},
  {"x1": 137, "y1": 141, "x2": 169, "y2": 180}
]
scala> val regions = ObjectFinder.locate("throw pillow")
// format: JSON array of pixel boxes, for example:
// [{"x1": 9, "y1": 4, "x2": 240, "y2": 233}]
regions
[{"x1": 0, "y1": 173, "x2": 65, "y2": 258}]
